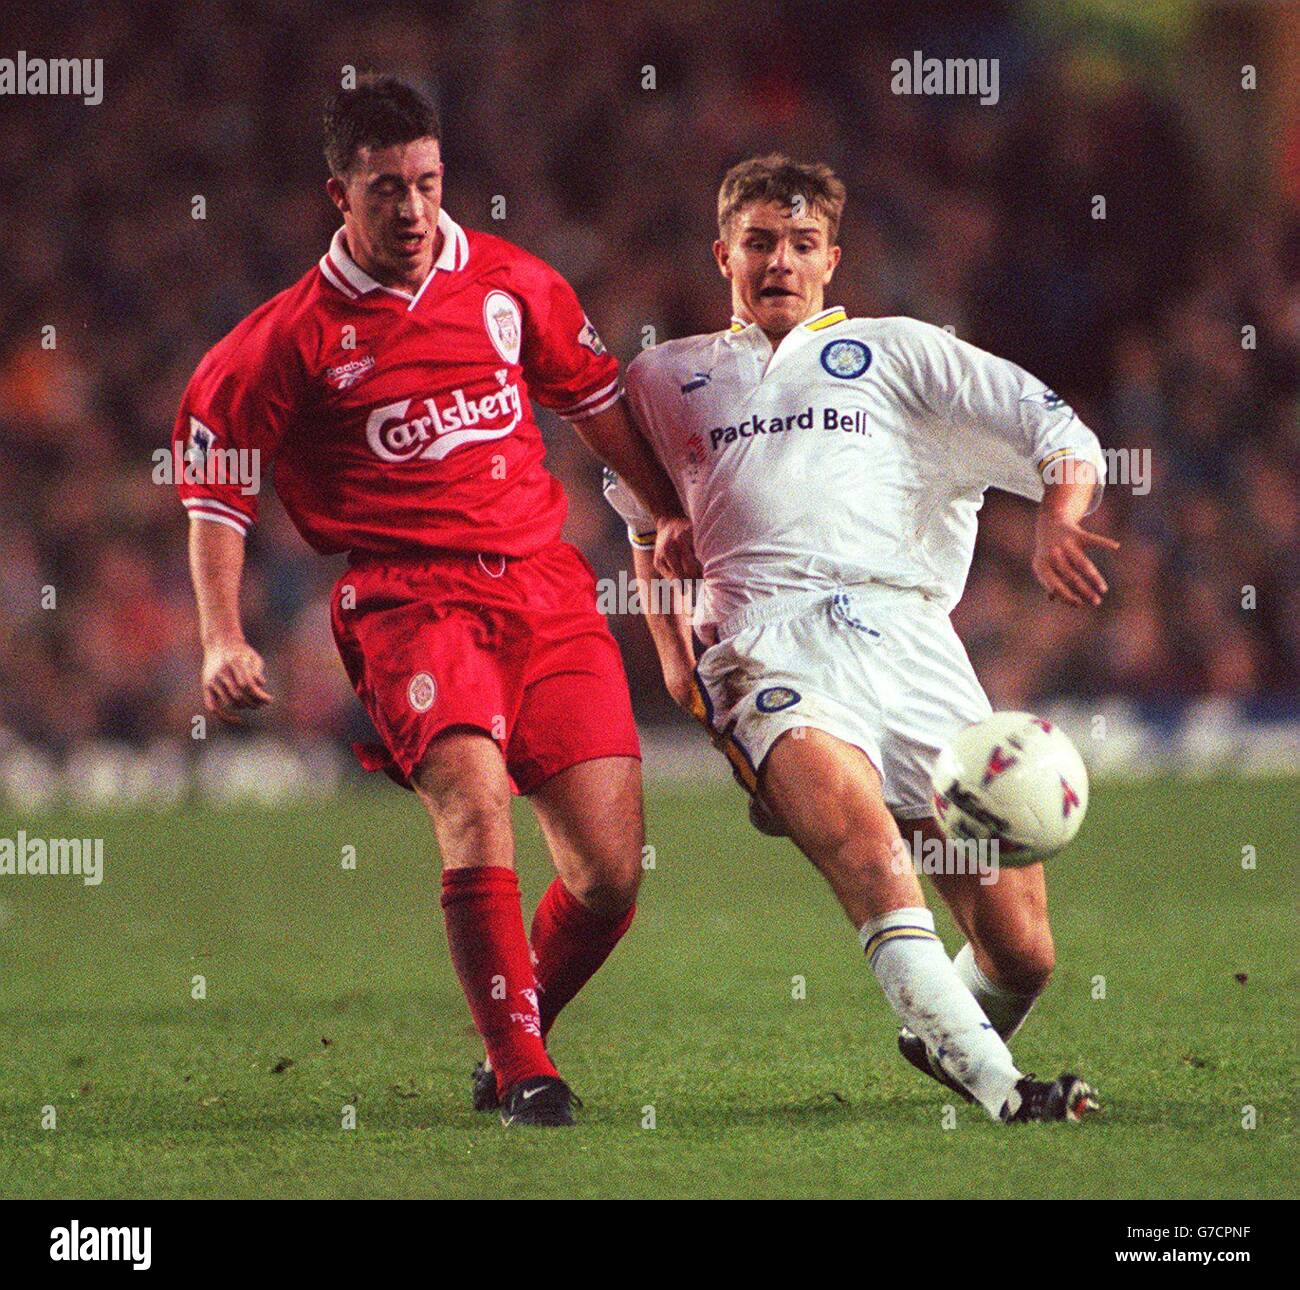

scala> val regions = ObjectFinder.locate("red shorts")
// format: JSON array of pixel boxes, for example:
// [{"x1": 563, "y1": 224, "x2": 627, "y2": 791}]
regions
[{"x1": 331, "y1": 540, "x2": 640, "y2": 794}]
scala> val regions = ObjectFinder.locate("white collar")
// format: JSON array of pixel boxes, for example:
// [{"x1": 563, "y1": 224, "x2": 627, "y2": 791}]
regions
[
  {"x1": 319, "y1": 208, "x2": 469, "y2": 308},
  {"x1": 725, "y1": 306, "x2": 849, "y2": 378},
  {"x1": 727, "y1": 305, "x2": 848, "y2": 336}
]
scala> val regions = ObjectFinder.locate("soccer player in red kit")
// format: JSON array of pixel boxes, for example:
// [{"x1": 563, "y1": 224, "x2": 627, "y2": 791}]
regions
[{"x1": 175, "y1": 77, "x2": 697, "y2": 1126}]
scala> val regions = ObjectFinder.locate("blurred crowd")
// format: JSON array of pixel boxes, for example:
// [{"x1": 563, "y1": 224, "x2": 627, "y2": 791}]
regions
[{"x1": 0, "y1": 0, "x2": 1296, "y2": 767}]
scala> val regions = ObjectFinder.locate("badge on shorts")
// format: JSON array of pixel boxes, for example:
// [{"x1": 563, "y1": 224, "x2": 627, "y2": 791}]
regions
[
  {"x1": 756, "y1": 685, "x2": 801, "y2": 713},
  {"x1": 820, "y1": 339, "x2": 872, "y2": 379},
  {"x1": 408, "y1": 672, "x2": 437, "y2": 713}
]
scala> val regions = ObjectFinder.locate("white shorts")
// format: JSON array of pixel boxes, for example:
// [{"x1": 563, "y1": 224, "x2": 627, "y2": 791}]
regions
[{"x1": 693, "y1": 584, "x2": 992, "y2": 819}]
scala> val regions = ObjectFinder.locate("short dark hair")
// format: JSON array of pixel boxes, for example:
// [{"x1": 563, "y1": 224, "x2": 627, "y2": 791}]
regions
[
  {"x1": 717, "y1": 153, "x2": 847, "y2": 243},
  {"x1": 323, "y1": 75, "x2": 441, "y2": 179}
]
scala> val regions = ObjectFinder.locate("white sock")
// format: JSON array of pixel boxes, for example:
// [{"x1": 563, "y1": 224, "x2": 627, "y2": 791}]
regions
[
  {"x1": 861, "y1": 907, "x2": 1020, "y2": 1119},
  {"x1": 953, "y1": 942, "x2": 1040, "y2": 1042}
]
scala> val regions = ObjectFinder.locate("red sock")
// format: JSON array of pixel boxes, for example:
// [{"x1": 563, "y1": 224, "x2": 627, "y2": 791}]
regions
[
  {"x1": 440, "y1": 866, "x2": 557, "y2": 1094},
  {"x1": 531, "y1": 878, "x2": 635, "y2": 1038}
]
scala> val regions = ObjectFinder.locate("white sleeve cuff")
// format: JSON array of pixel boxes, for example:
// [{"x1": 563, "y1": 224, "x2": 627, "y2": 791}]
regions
[{"x1": 183, "y1": 496, "x2": 252, "y2": 534}]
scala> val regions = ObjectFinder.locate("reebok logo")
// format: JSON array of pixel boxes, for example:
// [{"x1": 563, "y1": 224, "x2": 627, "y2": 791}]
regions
[{"x1": 325, "y1": 354, "x2": 376, "y2": 390}]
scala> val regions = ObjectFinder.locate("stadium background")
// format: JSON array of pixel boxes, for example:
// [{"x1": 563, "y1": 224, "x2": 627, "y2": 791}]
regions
[{"x1": 0, "y1": 0, "x2": 1296, "y2": 800}]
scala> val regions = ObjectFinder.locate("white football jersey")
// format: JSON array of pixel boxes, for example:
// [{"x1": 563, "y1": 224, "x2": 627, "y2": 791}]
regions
[{"x1": 607, "y1": 308, "x2": 1105, "y2": 633}]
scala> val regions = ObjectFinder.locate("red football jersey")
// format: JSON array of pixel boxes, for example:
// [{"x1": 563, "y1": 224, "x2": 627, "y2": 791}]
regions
[{"x1": 173, "y1": 209, "x2": 621, "y2": 558}]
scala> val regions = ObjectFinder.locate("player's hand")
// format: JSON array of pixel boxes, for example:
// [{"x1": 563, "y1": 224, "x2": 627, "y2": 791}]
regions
[
  {"x1": 1032, "y1": 510, "x2": 1120, "y2": 607},
  {"x1": 653, "y1": 515, "x2": 703, "y2": 582},
  {"x1": 201, "y1": 638, "x2": 273, "y2": 724}
]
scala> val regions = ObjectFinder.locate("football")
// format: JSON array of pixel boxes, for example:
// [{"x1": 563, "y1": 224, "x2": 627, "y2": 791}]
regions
[{"x1": 930, "y1": 712, "x2": 1090, "y2": 864}]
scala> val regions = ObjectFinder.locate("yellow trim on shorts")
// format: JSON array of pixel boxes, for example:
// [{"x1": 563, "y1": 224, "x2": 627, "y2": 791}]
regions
[
  {"x1": 690, "y1": 676, "x2": 760, "y2": 795},
  {"x1": 688, "y1": 677, "x2": 710, "y2": 726},
  {"x1": 721, "y1": 736, "x2": 760, "y2": 794}
]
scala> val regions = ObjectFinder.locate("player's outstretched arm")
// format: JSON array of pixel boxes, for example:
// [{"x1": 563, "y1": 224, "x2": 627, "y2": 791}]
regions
[
  {"x1": 631, "y1": 544, "x2": 698, "y2": 713},
  {"x1": 188, "y1": 518, "x2": 273, "y2": 723},
  {"x1": 1032, "y1": 461, "x2": 1121, "y2": 607},
  {"x1": 568, "y1": 400, "x2": 701, "y2": 581}
]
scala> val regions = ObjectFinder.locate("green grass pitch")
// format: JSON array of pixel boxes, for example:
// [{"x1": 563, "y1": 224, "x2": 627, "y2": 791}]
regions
[{"x1": 0, "y1": 776, "x2": 1294, "y2": 1198}]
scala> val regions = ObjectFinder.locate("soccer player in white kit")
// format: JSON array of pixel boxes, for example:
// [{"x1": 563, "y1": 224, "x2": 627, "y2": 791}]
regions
[{"x1": 606, "y1": 155, "x2": 1119, "y2": 1122}]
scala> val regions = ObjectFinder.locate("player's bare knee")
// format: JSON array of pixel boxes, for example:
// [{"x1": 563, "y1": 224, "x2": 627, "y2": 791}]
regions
[
  {"x1": 570, "y1": 875, "x2": 638, "y2": 919},
  {"x1": 987, "y1": 928, "x2": 1055, "y2": 993},
  {"x1": 415, "y1": 781, "x2": 513, "y2": 867},
  {"x1": 565, "y1": 853, "x2": 641, "y2": 918}
]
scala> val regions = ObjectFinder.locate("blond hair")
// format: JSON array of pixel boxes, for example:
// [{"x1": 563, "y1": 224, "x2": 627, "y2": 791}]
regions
[{"x1": 717, "y1": 153, "x2": 847, "y2": 242}]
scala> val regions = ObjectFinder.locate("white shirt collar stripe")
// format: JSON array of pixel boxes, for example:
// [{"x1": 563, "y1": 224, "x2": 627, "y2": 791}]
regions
[
  {"x1": 318, "y1": 255, "x2": 358, "y2": 299},
  {"x1": 728, "y1": 305, "x2": 845, "y2": 333},
  {"x1": 319, "y1": 209, "x2": 467, "y2": 305}
]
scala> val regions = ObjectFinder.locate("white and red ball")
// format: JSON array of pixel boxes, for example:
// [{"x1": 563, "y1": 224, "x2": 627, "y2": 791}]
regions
[{"x1": 930, "y1": 712, "x2": 1090, "y2": 865}]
